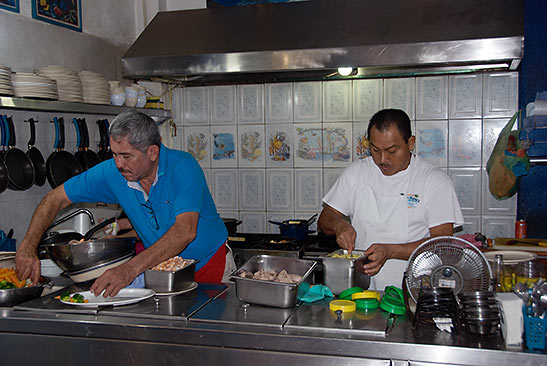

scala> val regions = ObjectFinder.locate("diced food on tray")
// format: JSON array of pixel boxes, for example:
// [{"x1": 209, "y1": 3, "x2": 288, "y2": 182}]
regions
[
  {"x1": 151, "y1": 257, "x2": 192, "y2": 272},
  {"x1": 238, "y1": 269, "x2": 302, "y2": 283},
  {"x1": 327, "y1": 252, "x2": 362, "y2": 259},
  {"x1": 0, "y1": 268, "x2": 30, "y2": 289}
]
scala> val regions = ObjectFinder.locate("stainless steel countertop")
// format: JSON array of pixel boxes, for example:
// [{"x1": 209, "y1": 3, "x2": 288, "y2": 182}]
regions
[{"x1": 0, "y1": 283, "x2": 545, "y2": 366}]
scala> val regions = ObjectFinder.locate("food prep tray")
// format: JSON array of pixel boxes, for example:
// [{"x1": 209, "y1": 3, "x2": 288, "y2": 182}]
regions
[
  {"x1": 144, "y1": 259, "x2": 197, "y2": 293},
  {"x1": 321, "y1": 249, "x2": 370, "y2": 295},
  {"x1": 230, "y1": 255, "x2": 317, "y2": 308}
]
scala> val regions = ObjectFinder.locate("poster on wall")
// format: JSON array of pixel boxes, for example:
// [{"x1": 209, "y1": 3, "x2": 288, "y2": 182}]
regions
[
  {"x1": 207, "y1": 0, "x2": 307, "y2": 7},
  {"x1": 31, "y1": 0, "x2": 82, "y2": 32},
  {"x1": 0, "y1": 0, "x2": 19, "y2": 13}
]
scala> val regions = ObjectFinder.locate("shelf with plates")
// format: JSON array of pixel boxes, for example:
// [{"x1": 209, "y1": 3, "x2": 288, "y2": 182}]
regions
[{"x1": 0, "y1": 96, "x2": 171, "y2": 124}]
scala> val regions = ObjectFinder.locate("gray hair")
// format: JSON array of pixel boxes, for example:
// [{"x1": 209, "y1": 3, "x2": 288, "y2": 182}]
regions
[{"x1": 109, "y1": 110, "x2": 161, "y2": 152}]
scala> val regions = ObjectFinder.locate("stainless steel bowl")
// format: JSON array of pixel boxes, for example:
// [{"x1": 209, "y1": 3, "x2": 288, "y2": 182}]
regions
[
  {"x1": 45, "y1": 237, "x2": 136, "y2": 272},
  {"x1": 0, "y1": 277, "x2": 48, "y2": 307}
]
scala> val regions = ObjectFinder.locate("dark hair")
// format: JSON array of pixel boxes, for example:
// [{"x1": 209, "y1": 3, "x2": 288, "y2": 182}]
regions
[
  {"x1": 109, "y1": 110, "x2": 161, "y2": 152},
  {"x1": 367, "y1": 109, "x2": 412, "y2": 143}
]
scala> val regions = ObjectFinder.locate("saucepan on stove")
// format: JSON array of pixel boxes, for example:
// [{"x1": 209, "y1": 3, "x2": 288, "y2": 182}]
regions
[
  {"x1": 268, "y1": 214, "x2": 317, "y2": 241},
  {"x1": 222, "y1": 217, "x2": 242, "y2": 236}
]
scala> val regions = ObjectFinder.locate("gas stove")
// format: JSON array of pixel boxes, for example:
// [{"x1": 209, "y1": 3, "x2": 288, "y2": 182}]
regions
[{"x1": 228, "y1": 232, "x2": 339, "y2": 268}]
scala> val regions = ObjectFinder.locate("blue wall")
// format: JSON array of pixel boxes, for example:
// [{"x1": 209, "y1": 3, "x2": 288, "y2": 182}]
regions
[{"x1": 517, "y1": 0, "x2": 547, "y2": 238}]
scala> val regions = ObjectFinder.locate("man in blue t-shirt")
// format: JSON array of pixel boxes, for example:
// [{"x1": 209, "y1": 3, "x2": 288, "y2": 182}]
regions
[{"x1": 16, "y1": 111, "x2": 227, "y2": 297}]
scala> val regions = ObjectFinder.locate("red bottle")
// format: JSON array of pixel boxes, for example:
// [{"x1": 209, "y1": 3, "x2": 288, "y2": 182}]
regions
[{"x1": 515, "y1": 220, "x2": 527, "y2": 239}]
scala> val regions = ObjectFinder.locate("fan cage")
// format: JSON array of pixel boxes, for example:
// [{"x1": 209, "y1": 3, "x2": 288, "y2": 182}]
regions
[{"x1": 405, "y1": 236, "x2": 493, "y2": 302}]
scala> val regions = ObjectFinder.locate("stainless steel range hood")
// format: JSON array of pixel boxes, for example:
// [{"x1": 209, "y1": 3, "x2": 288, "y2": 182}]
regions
[{"x1": 122, "y1": 0, "x2": 524, "y2": 85}]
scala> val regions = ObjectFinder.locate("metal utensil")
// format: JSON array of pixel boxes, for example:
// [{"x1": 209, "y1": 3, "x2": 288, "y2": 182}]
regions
[
  {"x1": 385, "y1": 313, "x2": 397, "y2": 335},
  {"x1": 514, "y1": 282, "x2": 530, "y2": 304}
]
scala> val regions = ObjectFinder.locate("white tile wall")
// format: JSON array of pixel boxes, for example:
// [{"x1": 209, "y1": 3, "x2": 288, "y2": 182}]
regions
[{"x1": 175, "y1": 72, "x2": 518, "y2": 237}]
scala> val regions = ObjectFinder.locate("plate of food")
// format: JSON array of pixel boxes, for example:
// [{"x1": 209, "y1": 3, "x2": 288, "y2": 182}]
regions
[{"x1": 57, "y1": 288, "x2": 155, "y2": 307}]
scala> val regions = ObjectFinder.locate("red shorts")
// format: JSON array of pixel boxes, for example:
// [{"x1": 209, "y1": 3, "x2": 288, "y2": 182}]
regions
[{"x1": 194, "y1": 242, "x2": 226, "y2": 283}]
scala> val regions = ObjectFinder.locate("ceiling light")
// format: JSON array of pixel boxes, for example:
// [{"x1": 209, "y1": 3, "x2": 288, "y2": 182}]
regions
[{"x1": 337, "y1": 67, "x2": 354, "y2": 77}]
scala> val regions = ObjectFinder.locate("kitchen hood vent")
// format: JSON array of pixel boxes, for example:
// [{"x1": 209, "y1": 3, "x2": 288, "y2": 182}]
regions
[{"x1": 122, "y1": 0, "x2": 523, "y2": 85}]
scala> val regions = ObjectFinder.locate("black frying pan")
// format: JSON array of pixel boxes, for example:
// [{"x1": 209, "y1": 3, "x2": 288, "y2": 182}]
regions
[
  {"x1": 79, "y1": 118, "x2": 101, "y2": 170},
  {"x1": 96, "y1": 119, "x2": 107, "y2": 161},
  {"x1": 46, "y1": 117, "x2": 82, "y2": 188},
  {"x1": 3, "y1": 116, "x2": 34, "y2": 191},
  {"x1": 26, "y1": 118, "x2": 46, "y2": 186},
  {"x1": 72, "y1": 117, "x2": 84, "y2": 165},
  {"x1": 0, "y1": 116, "x2": 8, "y2": 193},
  {"x1": 103, "y1": 119, "x2": 113, "y2": 160}
]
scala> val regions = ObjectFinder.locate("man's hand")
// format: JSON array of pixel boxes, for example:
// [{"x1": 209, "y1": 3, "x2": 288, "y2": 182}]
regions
[
  {"x1": 90, "y1": 262, "x2": 138, "y2": 297},
  {"x1": 363, "y1": 244, "x2": 394, "y2": 276},
  {"x1": 334, "y1": 220, "x2": 357, "y2": 253},
  {"x1": 15, "y1": 247, "x2": 41, "y2": 284}
]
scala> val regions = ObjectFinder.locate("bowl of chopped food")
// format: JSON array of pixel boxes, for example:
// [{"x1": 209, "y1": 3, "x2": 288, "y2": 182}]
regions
[
  {"x1": 144, "y1": 256, "x2": 197, "y2": 293},
  {"x1": 321, "y1": 249, "x2": 370, "y2": 295},
  {"x1": 230, "y1": 255, "x2": 317, "y2": 308},
  {"x1": 0, "y1": 267, "x2": 47, "y2": 307}
]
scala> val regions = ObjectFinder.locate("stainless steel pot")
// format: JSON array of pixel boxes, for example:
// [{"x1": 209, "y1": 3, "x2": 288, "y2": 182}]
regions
[{"x1": 321, "y1": 249, "x2": 370, "y2": 295}]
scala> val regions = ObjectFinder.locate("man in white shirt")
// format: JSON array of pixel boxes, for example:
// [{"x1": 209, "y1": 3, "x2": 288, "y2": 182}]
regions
[{"x1": 318, "y1": 109, "x2": 463, "y2": 290}]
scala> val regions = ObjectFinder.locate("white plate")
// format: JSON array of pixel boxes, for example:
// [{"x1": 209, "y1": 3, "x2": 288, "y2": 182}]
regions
[
  {"x1": 153, "y1": 281, "x2": 198, "y2": 296},
  {"x1": 60, "y1": 288, "x2": 155, "y2": 307}
]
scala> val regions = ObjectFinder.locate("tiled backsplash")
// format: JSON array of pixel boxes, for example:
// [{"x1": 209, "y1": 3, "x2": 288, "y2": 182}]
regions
[{"x1": 171, "y1": 72, "x2": 519, "y2": 238}]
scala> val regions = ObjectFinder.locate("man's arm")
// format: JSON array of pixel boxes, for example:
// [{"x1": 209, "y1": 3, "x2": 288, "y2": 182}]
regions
[
  {"x1": 318, "y1": 204, "x2": 357, "y2": 253},
  {"x1": 90, "y1": 211, "x2": 199, "y2": 297},
  {"x1": 363, "y1": 223, "x2": 454, "y2": 276},
  {"x1": 16, "y1": 185, "x2": 73, "y2": 283}
]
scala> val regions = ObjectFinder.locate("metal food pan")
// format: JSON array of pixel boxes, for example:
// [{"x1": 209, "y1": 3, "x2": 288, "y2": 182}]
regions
[
  {"x1": 144, "y1": 259, "x2": 197, "y2": 292},
  {"x1": 321, "y1": 249, "x2": 370, "y2": 295},
  {"x1": 230, "y1": 255, "x2": 317, "y2": 308}
]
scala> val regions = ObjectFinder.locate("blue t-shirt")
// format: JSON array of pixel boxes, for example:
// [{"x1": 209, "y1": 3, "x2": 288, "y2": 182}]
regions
[{"x1": 64, "y1": 145, "x2": 227, "y2": 271}]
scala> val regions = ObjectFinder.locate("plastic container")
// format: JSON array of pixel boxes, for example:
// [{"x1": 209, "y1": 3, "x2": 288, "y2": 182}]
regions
[
  {"x1": 516, "y1": 260, "x2": 546, "y2": 287},
  {"x1": 523, "y1": 306, "x2": 547, "y2": 350}
]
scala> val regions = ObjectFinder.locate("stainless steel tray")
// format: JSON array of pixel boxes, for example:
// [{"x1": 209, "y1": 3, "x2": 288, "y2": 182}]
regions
[
  {"x1": 230, "y1": 255, "x2": 317, "y2": 308},
  {"x1": 321, "y1": 249, "x2": 370, "y2": 295}
]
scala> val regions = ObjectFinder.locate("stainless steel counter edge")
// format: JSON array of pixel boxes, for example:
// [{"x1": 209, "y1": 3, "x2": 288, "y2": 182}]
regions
[{"x1": 0, "y1": 307, "x2": 544, "y2": 366}]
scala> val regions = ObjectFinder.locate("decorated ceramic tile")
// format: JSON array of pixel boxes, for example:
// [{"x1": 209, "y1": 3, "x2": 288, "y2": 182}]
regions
[
  {"x1": 448, "y1": 168, "x2": 481, "y2": 215},
  {"x1": 184, "y1": 126, "x2": 210, "y2": 168},
  {"x1": 416, "y1": 76, "x2": 448, "y2": 120},
  {"x1": 448, "y1": 119, "x2": 482, "y2": 167},
  {"x1": 212, "y1": 169, "x2": 238, "y2": 211},
  {"x1": 239, "y1": 212, "x2": 266, "y2": 233},
  {"x1": 353, "y1": 79, "x2": 383, "y2": 121},
  {"x1": 266, "y1": 169, "x2": 293, "y2": 211},
  {"x1": 383, "y1": 77, "x2": 415, "y2": 120},
  {"x1": 239, "y1": 169, "x2": 265, "y2": 211},
  {"x1": 294, "y1": 169, "x2": 322, "y2": 211},
  {"x1": 323, "y1": 80, "x2": 352, "y2": 122},
  {"x1": 265, "y1": 82, "x2": 293, "y2": 123},
  {"x1": 294, "y1": 123, "x2": 323, "y2": 167},
  {"x1": 183, "y1": 86, "x2": 209, "y2": 124},
  {"x1": 415, "y1": 120, "x2": 448, "y2": 168},
  {"x1": 265, "y1": 124, "x2": 293, "y2": 168},
  {"x1": 266, "y1": 212, "x2": 294, "y2": 234},
  {"x1": 238, "y1": 124, "x2": 265, "y2": 167},
  {"x1": 293, "y1": 81, "x2": 321, "y2": 122},
  {"x1": 323, "y1": 168, "x2": 345, "y2": 196},
  {"x1": 211, "y1": 85, "x2": 236, "y2": 124},
  {"x1": 211, "y1": 125, "x2": 237, "y2": 168},
  {"x1": 237, "y1": 84, "x2": 264, "y2": 124},
  {"x1": 449, "y1": 74, "x2": 482, "y2": 119},
  {"x1": 482, "y1": 118, "x2": 514, "y2": 167},
  {"x1": 352, "y1": 121, "x2": 370, "y2": 161},
  {"x1": 483, "y1": 72, "x2": 518, "y2": 118},
  {"x1": 322, "y1": 122, "x2": 352, "y2": 167}
]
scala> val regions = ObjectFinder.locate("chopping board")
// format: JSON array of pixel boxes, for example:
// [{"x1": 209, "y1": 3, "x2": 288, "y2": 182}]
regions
[{"x1": 494, "y1": 237, "x2": 547, "y2": 252}]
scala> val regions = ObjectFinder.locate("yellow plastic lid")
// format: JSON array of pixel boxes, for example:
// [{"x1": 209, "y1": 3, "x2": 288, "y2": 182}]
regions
[
  {"x1": 329, "y1": 299, "x2": 356, "y2": 312},
  {"x1": 351, "y1": 290, "x2": 381, "y2": 301}
]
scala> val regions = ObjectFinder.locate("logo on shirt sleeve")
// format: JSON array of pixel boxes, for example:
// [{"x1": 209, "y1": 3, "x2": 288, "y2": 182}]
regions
[{"x1": 407, "y1": 194, "x2": 420, "y2": 209}]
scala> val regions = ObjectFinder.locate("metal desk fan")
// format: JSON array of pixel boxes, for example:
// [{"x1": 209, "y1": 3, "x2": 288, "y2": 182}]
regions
[{"x1": 405, "y1": 236, "x2": 493, "y2": 303}]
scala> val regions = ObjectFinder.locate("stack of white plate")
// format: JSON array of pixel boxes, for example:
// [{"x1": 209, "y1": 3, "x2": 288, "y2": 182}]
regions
[
  {"x1": 34, "y1": 65, "x2": 83, "y2": 102},
  {"x1": 0, "y1": 64, "x2": 14, "y2": 96},
  {"x1": 11, "y1": 72, "x2": 58, "y2": 100},
  {"x1": 79, "y1": 70, "x2": 110, "y2": 105}
]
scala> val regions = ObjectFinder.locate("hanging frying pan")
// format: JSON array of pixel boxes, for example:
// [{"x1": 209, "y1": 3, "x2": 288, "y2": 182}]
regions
[
  {"x1": 0, "y1": 116, "x2": 8, "y2": 193},
  {"x1": 26, "y1": 118, "x2": 46, "y2": 186},
  {"x1": 3, "y1": 115, "x2": 35, "y2": 191},
  {"x1": 102, "y1": 119, "x2": 113, "y2": 160},
  {"x1": 96, "y1": 118, "x2": 107, "y2": 161},
  {"x1": 72, "y1": 117, "x2": 84, "y2": 166},
  {"x1": 46, "y1": 117, "x2": 82, "y2": 189},
  {"x1": 79, "y1": 118, "x2": 101, "y2": 170}
]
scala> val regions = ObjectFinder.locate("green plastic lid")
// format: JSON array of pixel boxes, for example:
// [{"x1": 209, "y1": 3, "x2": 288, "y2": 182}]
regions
[
  {"x1": 354, "y1": 298, "x2": 379, "y2": 310},
  {"x1": 384, "y1": 285, "x2": 404, "y2": 302},
  {"x1": 338, "y1": 286, "x2": 364, "y2": 300},
  {"x1": 380, "y1": 294, "x2": 406, "y2": 315}
]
